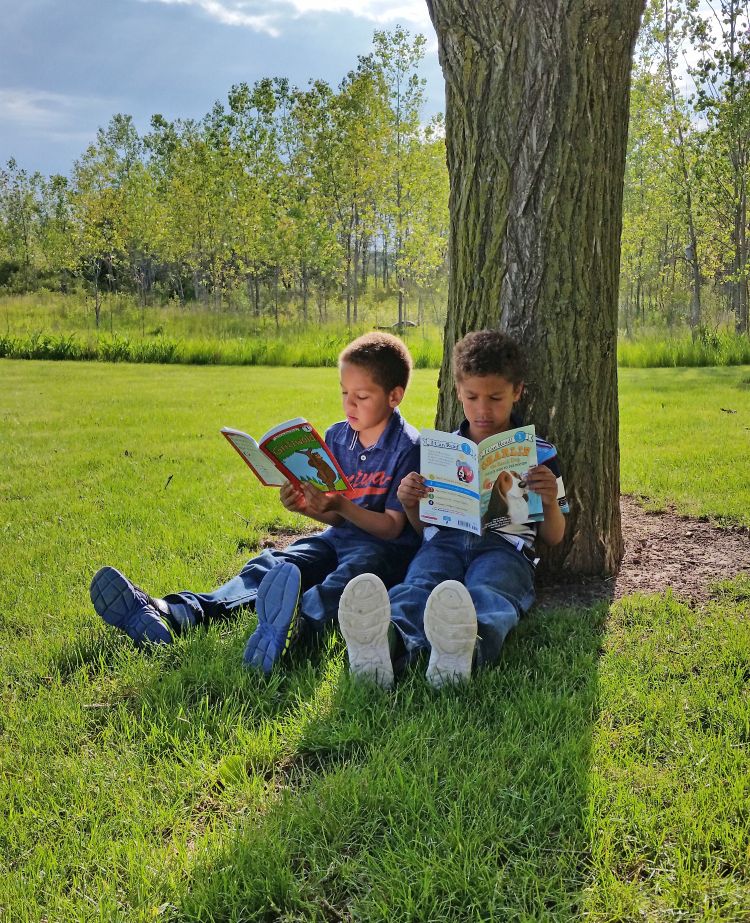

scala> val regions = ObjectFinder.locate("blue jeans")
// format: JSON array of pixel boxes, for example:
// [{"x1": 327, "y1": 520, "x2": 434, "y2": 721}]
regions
[
  {"x1": 164, "y1": 533, "x2": 410, "y2": 632},
  {"x1": 389, "y1": 529, "x2": 536, "y2": 667}
]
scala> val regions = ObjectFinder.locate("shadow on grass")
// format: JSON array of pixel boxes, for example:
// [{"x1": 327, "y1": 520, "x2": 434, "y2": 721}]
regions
[
  {"x1": 156, "y1": 600, "x2": 610, "y2": 922},
  {"x1": 51, "y1": 628, "x2": 124, "y2": 682}
]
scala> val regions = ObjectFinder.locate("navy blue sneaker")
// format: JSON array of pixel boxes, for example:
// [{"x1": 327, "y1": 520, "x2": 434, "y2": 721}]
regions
[
  {"x1": 243, "y1": 562, "x2": 301, "y2": 674},
  {"x1": 90, "y1": 566, "x2": 173, "y2": 647}
]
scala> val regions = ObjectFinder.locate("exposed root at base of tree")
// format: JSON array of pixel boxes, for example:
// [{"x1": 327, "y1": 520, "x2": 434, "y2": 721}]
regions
[{"x1": 260, "y1": 494, "x2": 750, "y2": 612}]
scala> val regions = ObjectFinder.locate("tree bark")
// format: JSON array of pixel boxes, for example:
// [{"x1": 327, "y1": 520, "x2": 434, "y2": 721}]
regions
[
  {"x1": 427, "y1": 0, "x2": 644, "y2": 577},
  {"x1": 662, "y1": 0, "x2": 702, "y2": 337}
]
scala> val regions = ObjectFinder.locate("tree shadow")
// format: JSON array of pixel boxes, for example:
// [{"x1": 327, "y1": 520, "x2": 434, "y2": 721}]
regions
[{"x1": 156, "y1": 599, "x2": 610, "y2": 922}]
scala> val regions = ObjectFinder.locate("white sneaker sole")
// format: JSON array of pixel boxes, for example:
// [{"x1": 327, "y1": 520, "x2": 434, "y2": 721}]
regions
[
  {"x1": 424, "y1": 580, "x2": 477, "y2": 687},
  {"x1": 338, "y1": 573, "x2": 394, "y2": 689}
]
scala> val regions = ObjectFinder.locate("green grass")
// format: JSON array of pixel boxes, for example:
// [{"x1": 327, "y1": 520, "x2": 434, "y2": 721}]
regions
[
  {"x1": 4, "y1": 293, "x2": 750, "y2": 369},
  {"x1": 0, "y1": 329, "x2": 443, "y2": 370},
  {"x1": 0, "y1": 293, "x2": 445, "y2": 369},
  {"x1": 618, "y1": 331, "x2": 750, "y2": 367},
  {"x1": 619, "y1": 367, "x2": 750, "y2": 525},
  {"x1": 1, "y1": 362, "x2": 748, "y2": 921}
]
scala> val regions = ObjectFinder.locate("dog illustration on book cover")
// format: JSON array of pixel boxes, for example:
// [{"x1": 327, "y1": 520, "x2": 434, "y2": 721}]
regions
[{"x1": 484, "y1": 470, "x2": 529, "y2": 526}]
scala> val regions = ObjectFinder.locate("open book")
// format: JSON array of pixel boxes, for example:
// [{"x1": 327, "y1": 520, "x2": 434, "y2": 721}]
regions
[
  {"x1": 221, "y1": 418, "x2": 351, "y2": 492},
  {"x1": 419, "y1": 425, "x2": 544, "y2": 535}
]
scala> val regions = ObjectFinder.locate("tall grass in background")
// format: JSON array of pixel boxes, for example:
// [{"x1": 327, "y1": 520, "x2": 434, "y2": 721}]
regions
[
  {"x1": 618, "y1": 329, "x2": 750, "y2": 367},
  {"x1": 3, "y1": 293, "x2": 750, "y2": 368},
  {"x1": 0, "y1": 291, "x2": 445, "y2": 340},
  {"x1": 0, "y1": 330, "x2": 443, "y2": 368},
  {"x1": 0, "y1": 292, "x2": 444, "y2": 368}
]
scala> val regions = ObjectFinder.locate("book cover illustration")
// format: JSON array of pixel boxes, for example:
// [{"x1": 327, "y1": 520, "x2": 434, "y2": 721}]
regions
[
  {"x1": 221, "y1": 418, "x2": 351, "y2": 492},
  {"x1": 261, "y1": 421, "x2": 350, "y2": 492},
  {"x1": 478, "y1": 426, "x2": 543, "y2": 532},
  {"x1": 419, "y1": 425, "x2": 542, "y2": 535}
]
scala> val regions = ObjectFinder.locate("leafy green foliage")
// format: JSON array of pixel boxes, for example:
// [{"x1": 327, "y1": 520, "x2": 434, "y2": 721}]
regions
[{"x1": 0, "y1": 29, "x2": 447, "y2": 331}]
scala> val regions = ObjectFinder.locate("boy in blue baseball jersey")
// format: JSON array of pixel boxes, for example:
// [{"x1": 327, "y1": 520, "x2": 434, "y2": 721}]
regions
[
  {"x1": 338, "y1": 329, "x2": 569, "y2": 688},
  {"x1": 89, "y1": 332, "x2": 421, "y2": 673}
]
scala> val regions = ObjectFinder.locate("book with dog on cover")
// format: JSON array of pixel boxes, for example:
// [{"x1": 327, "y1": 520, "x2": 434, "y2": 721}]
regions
[
  {"x1": 418, "y1": 425, "x2": 544, "y2": 535},
  {"x1": 221, "y1": 418, "x2": 351, "y2": 492}
]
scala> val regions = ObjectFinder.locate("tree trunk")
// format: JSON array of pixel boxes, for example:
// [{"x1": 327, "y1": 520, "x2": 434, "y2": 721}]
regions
[
  {"x1": 428, "y1": 0, "x2": 644, "y2": 578},
  {"x1": 274, "y1": 268, "x2": 280, "y2": 330},
  {"x1": 361, "y1": 234, "x2": 370, "y2": 289},
  {"x1": 735, "y1": 181, "x2": 748, "y2": 334},
  {"x1": 301, "y1": 264, "x2": 308, "y2": 323},
  {"x1": 353, "y1": 215, "x2": 360, "y2": 324},
  {"x1": 93, "y1": 258, "x2": 101, "y2": 329},
  {"x1": 664, "y1": 9, "x2": 702, "y2": 335},
  {"x1": 345, "y1": 233, "x2": 352, "y2": 326}
]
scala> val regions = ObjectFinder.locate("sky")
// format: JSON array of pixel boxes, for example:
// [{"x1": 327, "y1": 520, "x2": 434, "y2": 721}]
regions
[{"x1": 1, "y1": 0, "x2": 444, "y2": 177}]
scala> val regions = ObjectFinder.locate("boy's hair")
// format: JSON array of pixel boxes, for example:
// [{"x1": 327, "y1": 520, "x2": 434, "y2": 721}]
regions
[
  {"x1": 452, "y1": 329, "x2": 527, "y2": 385},
  {"x1": 339, "y1": 332, "x2": 413, "y2": 392}
]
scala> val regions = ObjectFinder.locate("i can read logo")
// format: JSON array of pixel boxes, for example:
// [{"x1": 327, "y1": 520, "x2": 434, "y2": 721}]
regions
[
  {"x1": 514, "y1": 431, "x2": 526, "y2": 443},
  {"x1": 460, "y1": 442, "x2": 473, "y2": 455}
]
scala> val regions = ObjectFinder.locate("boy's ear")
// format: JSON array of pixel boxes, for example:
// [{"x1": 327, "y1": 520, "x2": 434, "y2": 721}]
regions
[
  {"x1": 513, "y1": 381, "x2": 524, "y2": 402},
  {"x1": 388, "y1": 386, "x2": 405, "y2": 408}
]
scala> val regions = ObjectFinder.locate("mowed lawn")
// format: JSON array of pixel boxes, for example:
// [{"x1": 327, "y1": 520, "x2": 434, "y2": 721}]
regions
[{"x1": 1, "y1": 360, "x2": 749, "y2": 922}]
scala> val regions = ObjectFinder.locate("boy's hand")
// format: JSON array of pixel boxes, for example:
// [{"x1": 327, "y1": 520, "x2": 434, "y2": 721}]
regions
[
  {"x1": 525, "y1": 464, "x2": 559, "y2": 507},
  {"x1": 397, "y1": 471, "x2": 427, "y2": 509},
  {"x1": 300, "y1": 482, "x2": 343, "y2": 517},
  {"x1": 280, "y1": 480, "x2": 306, "y2": 514}
]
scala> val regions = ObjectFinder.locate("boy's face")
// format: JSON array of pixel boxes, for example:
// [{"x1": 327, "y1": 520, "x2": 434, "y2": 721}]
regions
[
  {"x1": 340, "y1": 361, "x2": 403, "y2": 444},
  {"x1": 456, "y1": 374, "x2": 523, "y2": 442}
]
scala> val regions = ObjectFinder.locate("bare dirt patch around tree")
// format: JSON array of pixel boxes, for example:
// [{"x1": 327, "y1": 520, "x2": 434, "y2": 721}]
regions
[{"x1": 536, "y1": 495, "x2": 750, "y2": 609}]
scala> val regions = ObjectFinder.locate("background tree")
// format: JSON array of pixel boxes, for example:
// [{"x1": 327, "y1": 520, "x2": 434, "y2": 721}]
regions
[
  {"x1": 690, "y1": 0, "x2": 750, "y2": 333},
  {"x1": 397, "y1": 114, "x2": 450, "y2": 324},
  {"x1": 0, "y1": 159, "x2": 42, "y2": 291},
  {"x1": 428, "y1": 0, "x2": 646, "y2": 577},
  {"x1": 369, "y1": 28, "x2": 427, "y2": 324},
  {"x1": 36, "y1": 174, "x2": 76, "y2": 293},
  {"x1": 642, "y1": 0, "x2": 705, "y2": 334},
  {"x1": 621, "y1": 66, "x2": 684, "y2": 333},
  {"x1": 71, "y1": 121, "x2": 132, "y2": 327}
]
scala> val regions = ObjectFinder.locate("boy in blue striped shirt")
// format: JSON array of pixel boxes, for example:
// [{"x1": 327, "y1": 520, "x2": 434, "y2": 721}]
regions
[{"x1": 90, "y1": 333, "x2": 420, "y2": 673}]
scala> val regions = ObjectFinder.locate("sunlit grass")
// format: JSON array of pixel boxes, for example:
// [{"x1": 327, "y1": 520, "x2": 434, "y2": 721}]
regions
[
  {"x1": 1, "y1": 362, "x2": 748, "y2": 921},
  {"x1": 4, "y1": 293, "x2": 750, "y2": 369},
  {"x1": 618, "y1": 330, "x2": 750, "y2": 367},
  {"x1": 0, "y1": 292, "x2": 445, "y2": 368}
]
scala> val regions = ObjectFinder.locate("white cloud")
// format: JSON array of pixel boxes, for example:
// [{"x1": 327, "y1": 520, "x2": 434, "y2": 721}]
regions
[
  {"x1": 140, "y1": 0, "x2": 432, "y2": 35},
  {"x1": 282, "y1": 0, "x2": 431, "y2": 27},
  {"x1": 0, "y1": 89, "x2": 106, "y2": 141},
  {"x1": 141, "y1": 0, "x2": 281, "y2": 35}
]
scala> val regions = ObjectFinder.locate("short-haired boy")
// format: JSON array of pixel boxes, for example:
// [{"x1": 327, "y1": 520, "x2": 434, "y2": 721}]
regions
[
  {"x1": 89, "y1": 332, "x2": 421, "y2": 673},
  {"x1": 338, "y1": 329, "x2": 568, "y2": 688}
]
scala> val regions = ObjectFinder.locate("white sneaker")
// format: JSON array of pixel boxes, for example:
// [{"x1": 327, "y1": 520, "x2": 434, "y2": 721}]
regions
[
  {"x1": 338, "y1": 573, "x2": 394, "y2": 689},
  {"x1": 424, "y1": 580, "x2": 477, "y2": 687}
]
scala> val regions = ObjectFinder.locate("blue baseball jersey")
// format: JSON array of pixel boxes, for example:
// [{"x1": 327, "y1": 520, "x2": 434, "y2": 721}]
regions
[{"x1": 321, "y1": 408, "x2": 421, "y2": 549}]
